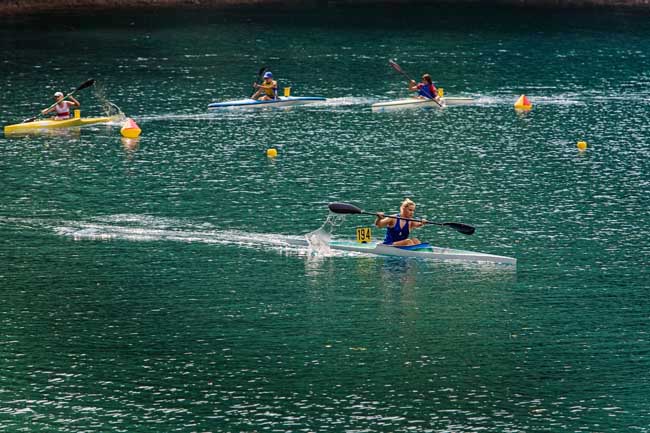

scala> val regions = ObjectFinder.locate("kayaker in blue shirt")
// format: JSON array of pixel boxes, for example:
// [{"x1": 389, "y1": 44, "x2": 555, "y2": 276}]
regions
[
  {"x1": 374, "y1": 198, "x2": 428, "y2": 246},
  {"x1": 252, "y1": 71, "x2": 278, "y2": 101},
  {"x1": 408, "y1": 74, "x2": 440, "y2": 101}
]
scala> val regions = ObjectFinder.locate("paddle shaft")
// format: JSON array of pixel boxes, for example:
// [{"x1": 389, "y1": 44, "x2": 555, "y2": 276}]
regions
[
  {"x1": 371, "y1": 211, "x2": 475, "y2": 234},
  {"x1": 363, "y1": 210, "x2": 435, "y2": 226},
  {"x1": 328, "y1": 202, "x2": 475, "y2": 235}
]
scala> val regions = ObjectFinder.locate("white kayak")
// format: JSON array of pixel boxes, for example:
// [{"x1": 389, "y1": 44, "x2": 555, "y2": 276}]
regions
[
  {"x1": 371, "y1": 96, "x2": 478, "y2": 111},
  {"x1": 443, "y1": 97, "x2": 477, "y2": 106},
  {"x1": 208, "y1": 96, "x2": 326, "y2": 109},
  {"x1": 295, "y1": 239, "x2": 516, "y2": 265}
]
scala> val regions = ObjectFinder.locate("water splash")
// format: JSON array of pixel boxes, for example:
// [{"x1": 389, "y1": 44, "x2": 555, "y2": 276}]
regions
[
  {"x1": 135, "y1": 112, "x2": 238, "y2": 122},
  {"x1": 54, "y1": 217, "x2": 311, "y2": 256},
  {"x1": 304, "y1": 213, "x2": 346, "y2": 256},
  {"x1": 0, "y1": 215, "x2": 311, "y2": 256},
  {"x1": 92, "y1": 82, "x2": 125, "y2": 117}
]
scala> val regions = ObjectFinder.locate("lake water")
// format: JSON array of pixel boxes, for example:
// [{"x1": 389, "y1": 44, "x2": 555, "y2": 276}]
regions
[{"x1": 1, "y1": 5, "x2": 649, "y2": 432}]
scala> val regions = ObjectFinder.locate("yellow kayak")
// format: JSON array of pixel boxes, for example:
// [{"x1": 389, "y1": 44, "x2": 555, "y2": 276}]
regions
[{"x1": 4, "y1": 113, "x2": 122, "y2": 135}]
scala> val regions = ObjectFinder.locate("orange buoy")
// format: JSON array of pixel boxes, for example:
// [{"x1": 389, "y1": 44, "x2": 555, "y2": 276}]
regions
[
  {"x1": 514, "y1": 95, "x2": 532, "y2": 110},
  {"x1": 120, "y1": 117, "x2": 141, "y2": 138}
]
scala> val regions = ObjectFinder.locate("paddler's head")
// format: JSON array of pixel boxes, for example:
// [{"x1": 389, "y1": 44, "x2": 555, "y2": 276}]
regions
[
  {"x1": 422, "y1": 74, "x2": 432, "y2": 84},
  {"x1": 263, "y1": 71, "x2": 273, "y2": 81},
  {"x1": 53, "y1": 91, "x2": 64, "y2": 102},
  {"x1": 400, "y1": 198, "x2": 416, "y2": 217}
]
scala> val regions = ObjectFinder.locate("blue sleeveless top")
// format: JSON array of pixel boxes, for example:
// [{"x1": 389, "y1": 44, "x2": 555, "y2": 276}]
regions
[
  {"x1": 417, "y1": 83, "x2": 436, "y2": 99},
  {"x1": 383, "y1": 214, "x2": 409, "y2": 245}
]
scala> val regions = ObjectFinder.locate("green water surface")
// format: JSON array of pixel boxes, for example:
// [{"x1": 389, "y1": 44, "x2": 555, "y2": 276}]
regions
[{"x1": 1, "y1": 5, "x2": 649, "y2": 432}]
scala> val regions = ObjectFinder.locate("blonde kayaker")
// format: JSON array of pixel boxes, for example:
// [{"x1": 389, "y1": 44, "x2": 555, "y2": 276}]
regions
[
  {"x1": 42, "y1": 91, "x2": 80, "y2": 120},
  {"x1": 374, "y1": 198, "x2": 428, "y2": 246},
  {"x1": 252, "y1": 71, "x2": 278, "y2": 100},
  {"x1": 408, "y1": 74, "x2": 439, "y2": 101}
]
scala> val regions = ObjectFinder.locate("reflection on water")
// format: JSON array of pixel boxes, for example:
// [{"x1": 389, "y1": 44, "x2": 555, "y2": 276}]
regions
[
  {"x1": 3, "y1": 126, "x2": 82, "y2": 139},
  {"x1": 120, "y1": 136, "x2": 140, "y2": 153}
]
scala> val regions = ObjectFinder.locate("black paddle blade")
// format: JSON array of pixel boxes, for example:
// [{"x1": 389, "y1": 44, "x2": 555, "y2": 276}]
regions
[
  {"x1": 76, "y1": 78, "x2": 96, "y2": 91},
  {"x1": 442, "y1": 222, "x2": 475, "y2": 235},
  {"x1": 328, "y1": 202, "x2": 362, "y2": 215},
  {"x1": 22, "y1": 116, "x2": 37, "y2": 123}
]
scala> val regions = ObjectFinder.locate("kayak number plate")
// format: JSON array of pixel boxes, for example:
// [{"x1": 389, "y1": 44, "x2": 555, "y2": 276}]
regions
[{"x1": 356, "y1": 227, "x2": 372, "y2": 243}]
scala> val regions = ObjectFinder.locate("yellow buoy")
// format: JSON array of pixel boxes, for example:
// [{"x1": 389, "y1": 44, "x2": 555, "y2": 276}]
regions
[
  {"x1": 283, "y1": 87, "x2": 291, "y2": 97},
  {"x1": 266, "y1": 148, "x2": 278, "y2": 158},
  {"x1": 514, "y1": 94, "x2": 532, "y2": 110},
  {"x1": 577, "y1": 141, "x2": 587, "y2": 151},
  {"x1": 120, "y1": 117, "x2": 141, "y2": 138},
  {"x1": 437, "y1": 88, "x2": 444, "y2": 98}
]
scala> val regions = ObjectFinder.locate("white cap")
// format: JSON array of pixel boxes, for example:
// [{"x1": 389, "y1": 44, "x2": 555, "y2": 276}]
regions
[{"x1": 54, "y1": 91, "x2": 64, "y2": 97}]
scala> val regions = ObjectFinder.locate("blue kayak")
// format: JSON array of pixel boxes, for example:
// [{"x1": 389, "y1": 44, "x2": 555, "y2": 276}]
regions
[{"x1": 208, "y1": 96, "x2": 326, "y2": 109}]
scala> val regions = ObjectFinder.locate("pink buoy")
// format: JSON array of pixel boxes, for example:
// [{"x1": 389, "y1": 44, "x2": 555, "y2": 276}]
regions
[
  {"x1": 514, "y1": 95, "x2": 532, "y2": 110},
  {"x1": 120, "y1": 117, "x2": 141, "y2": 138}
]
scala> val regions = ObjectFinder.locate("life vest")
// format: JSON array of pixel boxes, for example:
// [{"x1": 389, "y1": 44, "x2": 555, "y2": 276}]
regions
[{"x1": 261, "y1": 80, "x2": 278, "y2": 98}]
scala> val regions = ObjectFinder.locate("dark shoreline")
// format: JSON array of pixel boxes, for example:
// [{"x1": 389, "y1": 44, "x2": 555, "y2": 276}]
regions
[{"x1": 2, "y1": 0, "x2": 650, "y2": 16}]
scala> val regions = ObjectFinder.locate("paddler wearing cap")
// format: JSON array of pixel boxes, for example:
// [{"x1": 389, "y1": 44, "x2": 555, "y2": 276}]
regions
[
  {"x1": 41, "y1": 91, "x2": 80, "y2": 120},
  {"x1": 251, "y1": 71, "x2": 278, "y2": 101}
]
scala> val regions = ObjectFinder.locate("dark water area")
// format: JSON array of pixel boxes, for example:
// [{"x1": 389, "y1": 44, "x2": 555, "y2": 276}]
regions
[{"x1": 1, "y1": 5, "x2": 650, "y2": 432}]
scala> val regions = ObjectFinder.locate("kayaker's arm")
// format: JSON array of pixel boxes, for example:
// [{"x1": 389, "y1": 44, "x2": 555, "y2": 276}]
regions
[
  {"x1": 410, "y1": 218, "x2": 428, "y2": 229},
  {"x1": 67, "y1": 95, "x2": 80, "y2": 107},
  {"x1": 374, "y1": 212, "x2": 393, "y2": 228},
  {"x1": 252, "y1": 81, "x2": 277, "y2": 99},
  {"x1": 251, "y1": 85, "x2": 262, "y2": 99}
]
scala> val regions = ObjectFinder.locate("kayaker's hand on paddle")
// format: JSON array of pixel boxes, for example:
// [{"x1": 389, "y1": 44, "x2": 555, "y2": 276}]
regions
[{"x1": 375, "y1": 212, "x2": 388, "y2": 228}]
